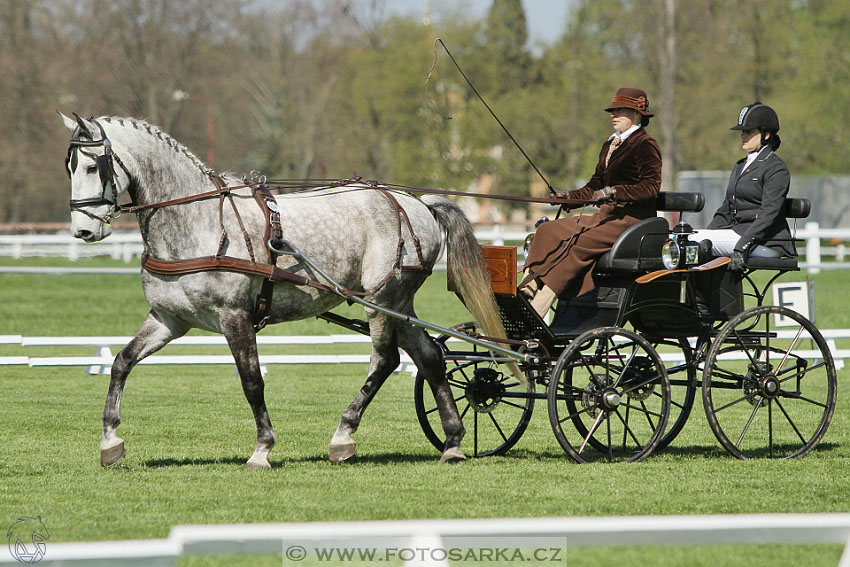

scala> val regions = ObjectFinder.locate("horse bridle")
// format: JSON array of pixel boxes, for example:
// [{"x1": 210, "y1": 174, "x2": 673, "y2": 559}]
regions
[{"x1": 65, "y1": 117, "x2": 132, "y2": 224}]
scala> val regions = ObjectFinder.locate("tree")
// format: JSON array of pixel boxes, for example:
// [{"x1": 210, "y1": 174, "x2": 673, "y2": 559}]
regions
[
  {"x1": 781, "y1": 0, "x2": 850, "y2": 174},
  {"x1": 3, "y1": 0, "x2": 850, "y2": 225},
  {"x1": 658, "y1": 0, "x2": 677, "y2": 193},
  {"x1": 484, "y1": 0, "x2": 531, "y2": 93},
  {"x1": 0, "y1": 0, "x2": 64, "y2": 222}
]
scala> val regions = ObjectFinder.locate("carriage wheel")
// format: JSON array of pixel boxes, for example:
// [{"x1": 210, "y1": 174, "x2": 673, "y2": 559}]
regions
[
  {"x1": 702, "y1": 305, "x2": 836, "y2": 459},
  {"x1": 651, "y1": 337, "x2": 699, "y2": 452},
  {"x1": 414, "y1": 323, "x2": 535, "y2": 457},
  {"x1": 547, "y1": 327, "x2": 670, "y2": 463}
]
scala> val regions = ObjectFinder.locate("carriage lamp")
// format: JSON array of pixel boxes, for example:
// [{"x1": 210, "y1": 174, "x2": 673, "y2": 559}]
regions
[
  {"x1": 524, "y1": 216, "x2": 550, "y2": 252},
  {"x1": 661, "y1": 221, "x2": 700, "y2": 269}
]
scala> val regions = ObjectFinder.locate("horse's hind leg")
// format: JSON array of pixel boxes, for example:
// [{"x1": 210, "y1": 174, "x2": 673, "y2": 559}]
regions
[
  {"x1": 221, "y1": 312, "x2": 276, "y2": 470},
  {"x1": 329, "y1": 313, "x2": 399, "y2": 463},
  {"x1": 397, "y1": 324, "x2": 466, "y2": 463},
  {"x1": 102, "y1": 310, "x2": 187, "y2": 466}
]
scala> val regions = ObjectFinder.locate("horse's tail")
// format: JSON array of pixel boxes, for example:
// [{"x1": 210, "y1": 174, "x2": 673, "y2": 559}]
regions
[{"x1": 422, "y1": 195, "x2": 526, "y2": 385}]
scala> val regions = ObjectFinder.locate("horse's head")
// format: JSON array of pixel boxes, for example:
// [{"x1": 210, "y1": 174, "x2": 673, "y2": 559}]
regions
[{"x1": 59, "y1": 112, "x2": 132, "y2": 242}]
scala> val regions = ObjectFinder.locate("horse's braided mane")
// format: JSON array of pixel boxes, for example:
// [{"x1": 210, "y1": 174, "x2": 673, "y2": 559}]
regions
[{"x1": 102, "y1": 116, "x2": 213, "y2": 175}]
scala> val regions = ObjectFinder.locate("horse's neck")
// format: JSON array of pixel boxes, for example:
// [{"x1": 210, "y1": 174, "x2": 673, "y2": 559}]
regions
[{"x1": 119, "y1": 134, "x2": 223, "y2": 259}]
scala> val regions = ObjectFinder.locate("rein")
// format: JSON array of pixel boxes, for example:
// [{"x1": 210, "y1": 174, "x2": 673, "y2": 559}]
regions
[
  {"x1": 133, "y1": 176, "x2": 436, "y2": 331},
  {"x1": 256, "y1": 177, "x2": 590, "y2": 207},
  {"x1": 65, "y1": 117, "x2": 602, "y2": 332},
  {"x1": 117, "y1": 174, "x2": 594, "y2": 214}
]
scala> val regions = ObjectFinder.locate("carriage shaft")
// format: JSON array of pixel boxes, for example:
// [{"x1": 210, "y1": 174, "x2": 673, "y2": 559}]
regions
[{"x1": 345, "y1": 294, "x2": 529, "y2": 363}]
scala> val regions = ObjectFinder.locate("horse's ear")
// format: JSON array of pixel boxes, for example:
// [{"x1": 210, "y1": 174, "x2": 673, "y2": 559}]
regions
[
  {"x1": 58, "y1": 111, "x2": 77, "y2": 133},
  {"x1": 72, "y1": 112, "x2": 93, "y2": 136}
]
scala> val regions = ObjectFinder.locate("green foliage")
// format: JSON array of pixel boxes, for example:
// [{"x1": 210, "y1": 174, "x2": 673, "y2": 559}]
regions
[
  {"x1": 4, "y1": 0, "x2": 850, "y2": 223},
  {"x1": 484, "y1": 0, "x2": 531, "y2": 93}
]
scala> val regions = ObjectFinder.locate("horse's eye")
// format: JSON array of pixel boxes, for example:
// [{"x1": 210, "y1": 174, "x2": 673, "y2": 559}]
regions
[{"x1": 87, "y1": 165, "x2": 98, "y2": 174}]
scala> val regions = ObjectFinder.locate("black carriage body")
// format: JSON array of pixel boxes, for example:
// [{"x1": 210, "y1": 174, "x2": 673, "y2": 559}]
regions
[
  {"x1": 495, "y1": 192, "x2": 732, "y2": 344},
  {"x1": 419, "y1": 191, "x2": 835, "y2": 462},
  {"x1": 501, "y1": 192, "x2": 810, "y2": 344},
  {"x1": 496, "y1": 267, "x2": 745, "y2": 345}
]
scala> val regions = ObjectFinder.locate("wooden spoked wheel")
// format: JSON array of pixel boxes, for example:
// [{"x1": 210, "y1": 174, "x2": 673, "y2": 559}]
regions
[
  {"x1": 702, "y1": 305, "x2": 837, "y2": 459},
  {"x1": 414, "y1": 323, "x2": 535, "y2": 457},
  {"x1": 547, "y1": 327, "x2": 670, "y2": 463}
]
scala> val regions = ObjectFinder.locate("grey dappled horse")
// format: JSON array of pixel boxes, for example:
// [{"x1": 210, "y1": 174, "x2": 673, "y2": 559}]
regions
[{"x1": 60, "y1": 113, "x2": 506, "y2": 468}]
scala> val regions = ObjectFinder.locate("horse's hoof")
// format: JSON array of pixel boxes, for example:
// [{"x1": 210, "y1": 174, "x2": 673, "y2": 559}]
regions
[
  {"x1": 329, "y1": 442, "x2": 356, "y2": 463},
  {"x1": 439, "y1": 446, "x2": 467, "y2": 463},
  {"x1": 100, "y1": 441, "x2": 125, "y2": 467},
  {"x1": 246, "y1": 457, "x2": 272, "y2": 470}
]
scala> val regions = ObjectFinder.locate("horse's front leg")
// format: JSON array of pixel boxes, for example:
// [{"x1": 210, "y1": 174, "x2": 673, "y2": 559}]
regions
[
  {"x1": 222, "y1": 312, "x2": 276, "y2": 469},
  {"x1": 102, "y1": 310, "x2": 186, "y2": 466}
]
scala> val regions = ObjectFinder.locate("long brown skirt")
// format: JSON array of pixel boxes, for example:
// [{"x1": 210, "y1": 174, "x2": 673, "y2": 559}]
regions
[{"x1": 523, "y1": 212, "x2": 642, "y2": 297}]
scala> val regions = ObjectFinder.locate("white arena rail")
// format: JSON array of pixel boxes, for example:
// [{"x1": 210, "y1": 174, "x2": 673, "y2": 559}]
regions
[
  {"x1": 0, "y1": 233, "x2": 143, "y2": 262},
  {"x1": 2, "y1": 514, "x2": 850, "y2": 566},
  {"x1": 1, "y1": 331, "x2": 847, "y2": 375},
  {"x1": 0, "y1": 334, "x2": 430, "y2": 376},
  {"x1": 2, "y1": 223, "x2": 850, "y2": 270}
]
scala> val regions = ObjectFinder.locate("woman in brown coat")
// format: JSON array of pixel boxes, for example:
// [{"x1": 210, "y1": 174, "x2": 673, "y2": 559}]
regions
[{"x1": 522, "y1": 87, "x2": 662, "y2": 316}]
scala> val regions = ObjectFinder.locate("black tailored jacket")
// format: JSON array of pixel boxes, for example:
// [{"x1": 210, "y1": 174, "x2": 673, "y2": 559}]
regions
[{"x1": 707, "y1": 148, "x2": 797, "y2": 257}]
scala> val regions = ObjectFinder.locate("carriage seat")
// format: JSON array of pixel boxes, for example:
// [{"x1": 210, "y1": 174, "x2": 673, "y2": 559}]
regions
[
  {"x1": 595, "y1": 191, "x2": 705, "y2": 274},
  {"x1": 741, "y1": 197, "x2": 810, "y2": 271},
  {"x1": 594, "y1": 194, "x2": 810, "y2": 274}
]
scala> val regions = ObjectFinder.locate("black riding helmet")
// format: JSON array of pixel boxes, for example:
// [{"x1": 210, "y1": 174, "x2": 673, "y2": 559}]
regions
[{"x1": 731, "y1": 102, "x2": 781, "y2": 150}]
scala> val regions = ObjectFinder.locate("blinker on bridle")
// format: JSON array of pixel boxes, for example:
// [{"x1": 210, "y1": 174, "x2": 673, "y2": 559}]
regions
[{"x1": 65, "y1": 116, "x2": 131, "y2": 225}]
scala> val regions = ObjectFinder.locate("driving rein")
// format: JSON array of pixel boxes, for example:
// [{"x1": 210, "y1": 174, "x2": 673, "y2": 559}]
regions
[
  {"x1": 66, "y1": 123, "x2": 431, "y2": 330},
  {"x1": 135, "y1": 177, "x2": 431, "y2": 331},
  {"x1": 66, "y1": 118, "x2": 594, "y2": 331}
]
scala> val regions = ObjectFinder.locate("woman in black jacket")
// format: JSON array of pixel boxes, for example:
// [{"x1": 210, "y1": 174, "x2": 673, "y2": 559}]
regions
[{"x1": 693, "y1": 102, "x2": 795, "y2": 271}]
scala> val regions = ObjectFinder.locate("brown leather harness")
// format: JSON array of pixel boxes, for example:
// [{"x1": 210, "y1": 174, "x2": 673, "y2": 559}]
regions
[
  {"x1": 65, "y1": 117, "x2": 594, "y2": 332},
  {"x1": 132, "y1": 174, "x2": 431, "y2": 331}
]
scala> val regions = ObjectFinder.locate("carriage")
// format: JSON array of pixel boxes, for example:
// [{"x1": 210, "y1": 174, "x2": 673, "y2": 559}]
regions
[
  {"x1": 62, "y1": 113, "x2": 836, "y2": 467},
  {"x1": 412, "y1": 191, "x2": 837, "y2": 463}
]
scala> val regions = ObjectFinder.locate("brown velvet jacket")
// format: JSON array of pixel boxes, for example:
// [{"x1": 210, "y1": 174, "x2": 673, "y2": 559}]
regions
[
  {"x1": 568, "y1": 127, "x2": 662, "y2": 218},
  {"x1": 524, "y1": 127, "x2": 662, "y2": 297}
]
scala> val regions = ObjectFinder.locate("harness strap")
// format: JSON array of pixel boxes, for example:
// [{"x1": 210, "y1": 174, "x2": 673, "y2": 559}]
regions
[
  {"x1": 230, "y1": 193, "x2": 257, "y2": 263},
  {"x1": 208, "y1": 174, "x2": 258, "y2": 263},
  {"x1": 138, "y1": 182, "x2": 436, "y2": 330},
  {"x1": 216, "y1": 193, "x2": 229, "y2": 257},
  {"x1": 141, "y1": 253, "x2": 342, "y2": 295},
  {"x1": 363, "y1": 189, "x2": 431, "y2": 295},
  {"x1": 253, "y1": 185, "x2": 284, "y2": 260},
  {"x1": 123, "y1": 182, "x2": 240, "y2": 214},
  {"x1": 254, "y1": 273, "x2": 276, "y2": 331},
  {"x1": 386, "y1": 189, "x2": 427, "y2": 267},
  {"x1": 251, "y1": 185, "x2": 284, "y2": 331}
]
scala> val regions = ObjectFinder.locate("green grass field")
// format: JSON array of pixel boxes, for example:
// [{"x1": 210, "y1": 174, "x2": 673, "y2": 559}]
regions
[{"x1": 1, "y1": 258, "x2": 848, "y2": 566}]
